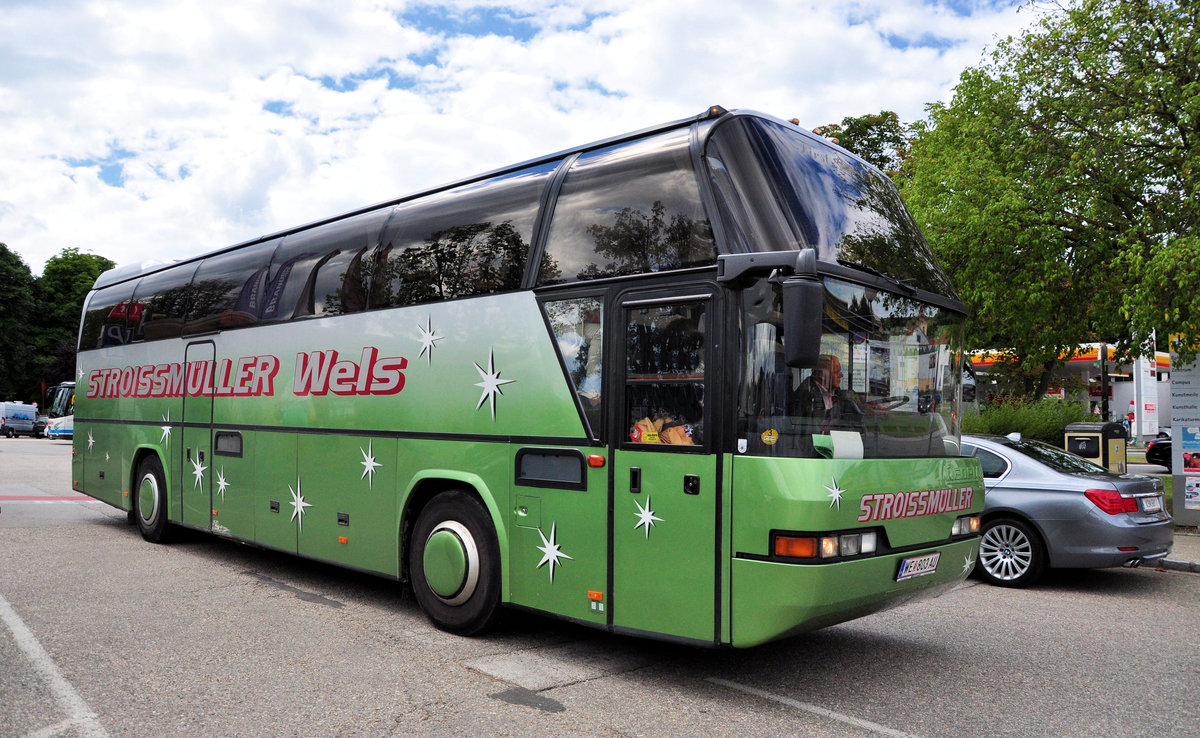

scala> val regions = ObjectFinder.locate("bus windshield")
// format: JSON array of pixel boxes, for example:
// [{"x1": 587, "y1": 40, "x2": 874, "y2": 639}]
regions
[
  {"x1": 46, "y1": 383, "x2": 75, "y2": 418},
  {"x1": 738, "y1": 276, "x2": 965, "y2": 459},
  {"x1": 705, "y1": 115, "x2": 953, "y2": 295}
]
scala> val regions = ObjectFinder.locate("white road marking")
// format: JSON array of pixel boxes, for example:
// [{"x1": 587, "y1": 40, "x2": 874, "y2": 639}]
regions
[
  {"x1": 708, "y1": 677, "x2": 921, "y2": 738},
  {"x1": 0, "y1": 592, "x2": 109, "y2": 738}
]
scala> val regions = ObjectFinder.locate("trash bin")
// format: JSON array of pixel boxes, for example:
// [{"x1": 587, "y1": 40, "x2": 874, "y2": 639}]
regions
[{"x1": 1064, "y1": 422, "x2": 1127, "y2": 473}]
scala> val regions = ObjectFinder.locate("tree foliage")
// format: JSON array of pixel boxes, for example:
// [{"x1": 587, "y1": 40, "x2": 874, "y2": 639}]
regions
[
  {"x1": 0, "y1": 243, "x2": 36, "y2": 400},
  {"x1": 899, "y1": 0, "x2": 1198, "y2": 397},
  {"x1": 815, "y1": 110, "x2": 912, "y2": 178},
  {"x1": 33, "y1": 248, "x2": 115, "y2": 382},
  {"x1": 0, "y1": 246, "x2": 113, "y2": 402}
]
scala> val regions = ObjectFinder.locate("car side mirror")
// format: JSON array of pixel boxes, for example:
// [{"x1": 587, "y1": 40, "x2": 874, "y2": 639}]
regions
[{"x1": 783, "y1": 278, "x2": 823, "y2": 368}]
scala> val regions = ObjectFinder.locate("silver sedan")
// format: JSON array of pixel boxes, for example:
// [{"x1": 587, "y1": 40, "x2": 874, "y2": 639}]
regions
[{"x1": 961, "y1": 434, "x2": 1173, "y2": 587}]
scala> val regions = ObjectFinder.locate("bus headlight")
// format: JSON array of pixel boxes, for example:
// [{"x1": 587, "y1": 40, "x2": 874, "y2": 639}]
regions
[{"x1": 952, "y1": 515, "x2": 981, "y2": 536}]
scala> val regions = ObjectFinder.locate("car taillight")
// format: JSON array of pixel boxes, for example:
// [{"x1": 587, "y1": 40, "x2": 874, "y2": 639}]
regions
[{"x1": 1085, "y1": 488, "x2": 1139, "y2": 515}]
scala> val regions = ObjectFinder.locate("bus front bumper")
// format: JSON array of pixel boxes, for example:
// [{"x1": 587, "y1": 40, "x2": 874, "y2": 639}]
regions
[{"x1": 729, "y1": 538, "x2": 979, "y2": 647}]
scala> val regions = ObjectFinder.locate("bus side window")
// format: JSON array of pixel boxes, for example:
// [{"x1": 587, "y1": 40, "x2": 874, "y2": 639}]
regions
[
  {"x1": 625, "y1": 301, "x2": 706, "y2": 446},
  {"x1": 184, "y1": 241, "x2": 277, "y2": 335},
  {"x1": 261, "y1": 210, "x2": 388, "y2": 322},
  {"x1": 79, "y1": 281, "x2": 138, "y2": 349},
  {"x1": 538, "y1": 129, "x2": 715, "y2": 287},
  {"x1": 544, "y1": 297, "x2": 604, "y2": 437},
  {"x1": 304, "y1": 246, "x2": 370, "y2": 317},
  {"x1": 130, "y1": 263, "x2": 197, "y2": 342},
  {"x1": 369, "y1": 162, "x2": 556, "y2": 310}
]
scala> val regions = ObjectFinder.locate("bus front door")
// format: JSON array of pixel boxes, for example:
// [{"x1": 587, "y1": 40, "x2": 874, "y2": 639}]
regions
[
  {"x1": 612, "y1": 291, "x2": 718, "y2": 644},
  {"x1": 181, "y1": 341, "x2": 214, "y2": 530}
]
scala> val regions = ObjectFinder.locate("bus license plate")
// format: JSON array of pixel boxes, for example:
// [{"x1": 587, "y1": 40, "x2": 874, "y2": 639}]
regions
[
  {"x1": 1142, "y1": 496, "x2": 1162, "y2": 513},
  {"x1": 896, "y1": 552, "x2": 940, "y2": 581}
]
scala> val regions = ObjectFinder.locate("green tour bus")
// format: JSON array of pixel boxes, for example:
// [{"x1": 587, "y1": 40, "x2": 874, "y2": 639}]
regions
[{"x1": 73, "y1": 106, "x2": 982, "y2": 647}]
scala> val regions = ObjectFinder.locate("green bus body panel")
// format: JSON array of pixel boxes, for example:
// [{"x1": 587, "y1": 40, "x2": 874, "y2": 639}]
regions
[
  {"x1": 506, "y1": 455, "x2": 608, "y2": 626},
  {"x1": 296, "y1": 435, "x2": 400, "y2": 573},
  {"x1": 725, "y1": 456, "x2": 983, "y2": 646},
  {"x1": 74, "y1": 293, "x2": 579, "y2": 581},
  {"x1": 612, "y1": 448, "x2": 717, "y2": 642},
  {"x1": 211, "y1": 433, "x2": 255, "y2": 541},
  {"x1": 730, "y1": 456, "x2": 984, "y2": 556},
  {"x1": 75, "y1": 293, "x2": 583, "y2": 437},
  {"x1": 729, "y1": 539, "x2": 979, "y2": 647}
]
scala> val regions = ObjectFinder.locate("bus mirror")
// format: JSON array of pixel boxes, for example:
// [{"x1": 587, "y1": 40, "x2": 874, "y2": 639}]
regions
[{"x1": 783, "y1": 279, "x2": 823, "y2": 368}]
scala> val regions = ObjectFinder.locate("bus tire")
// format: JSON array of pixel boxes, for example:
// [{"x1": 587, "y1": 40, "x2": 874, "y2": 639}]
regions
[
  {"x1": 409, "y1": 490, "x2": 501, "y2": 636},
  {"x1": 134, "y1": 455, "x2": 173, "y2": 544},
  {"x1": 976, "y1": 516, "x2": 1045, "y2": 587}
]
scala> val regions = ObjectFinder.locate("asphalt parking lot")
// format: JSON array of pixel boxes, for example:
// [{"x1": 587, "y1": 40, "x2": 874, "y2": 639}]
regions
[{"x1": 2, "y1": 439, "x2": 1199, "y2": 737}]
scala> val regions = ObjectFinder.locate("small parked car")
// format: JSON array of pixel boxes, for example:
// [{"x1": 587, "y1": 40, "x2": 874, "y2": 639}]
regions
[
  {"x1": 1145, "y1": 436, "x2": 1171, "y2": 471},
  {"x1": 32, "y1": 413, "x2": 48, "y2": 438},
  {"x1": 961, "y1": 433, "x2": 1172, "y2": 587}
]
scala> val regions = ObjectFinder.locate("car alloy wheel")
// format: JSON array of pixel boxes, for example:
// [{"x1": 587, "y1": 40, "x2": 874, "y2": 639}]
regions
[{"x1": 977, "y1": 517, "x2": 1045, "y2": 587}]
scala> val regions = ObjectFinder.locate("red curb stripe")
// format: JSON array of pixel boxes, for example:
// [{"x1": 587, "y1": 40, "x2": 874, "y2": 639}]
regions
[{"x1": 0, "y1": 495, "x2": 96, "y2": 502}]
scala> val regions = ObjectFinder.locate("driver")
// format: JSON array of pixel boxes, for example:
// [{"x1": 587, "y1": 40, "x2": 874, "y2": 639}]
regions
[{"x1": 792, "y1": 354, "x2": 863, "y2": 433}]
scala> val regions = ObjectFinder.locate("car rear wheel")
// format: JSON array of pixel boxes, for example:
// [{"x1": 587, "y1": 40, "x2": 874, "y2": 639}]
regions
[{"x1": 977, "y1": 517, "x2": 1045, "y2": 587}]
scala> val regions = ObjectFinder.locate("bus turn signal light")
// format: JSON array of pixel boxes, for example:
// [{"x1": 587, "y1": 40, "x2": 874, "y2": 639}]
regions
[
  {"x1": 774, "y1": 535, "x2": 817, "y2": 558},
  {"x1": 588, "y1": 454, "x2": 605, "y2": 468}
]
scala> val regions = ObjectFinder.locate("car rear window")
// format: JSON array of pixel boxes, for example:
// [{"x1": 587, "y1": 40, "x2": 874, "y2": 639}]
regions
[{"x1": 1004, "y1": 439, "x2": 1108, "y2": 474}]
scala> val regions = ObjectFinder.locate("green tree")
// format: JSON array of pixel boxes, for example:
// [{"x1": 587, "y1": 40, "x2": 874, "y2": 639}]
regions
[
  {"x1": 1045, "y1": 0, "x2": 1200, "y2": 362},
  {"x1": 815, "y1": 111, "x2": 912, "y2": 179},
  {"x1": 900, "y1": 0, "x2": 1196, "y2": 395},
  {"x1": 0, "y1": 243, "x2": 36, "y2": 400},
  {"x1": 31, "y1": 248, "x2": 115, "y2": 393}
]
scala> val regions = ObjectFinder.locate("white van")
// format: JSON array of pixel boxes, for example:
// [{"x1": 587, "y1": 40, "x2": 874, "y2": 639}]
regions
[{"x1": 1, "y1": 402, "x2": 39, "y2": 437}]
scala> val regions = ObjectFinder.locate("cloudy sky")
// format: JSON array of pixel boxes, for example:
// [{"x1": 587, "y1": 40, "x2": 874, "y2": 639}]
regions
[{"x1": 1, "y1": 0, "x2": 1038, "y2": 276}]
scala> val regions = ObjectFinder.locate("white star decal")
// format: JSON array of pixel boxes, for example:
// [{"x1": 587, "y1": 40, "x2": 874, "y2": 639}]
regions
[
  {"x1": 633, "y1": 496, "x2": 663, "y2": 539},
  {"x1": 417, "y1": 315, "x2": 443, "y2": 365},
  {"x1": 190, "y1": 454, "x2": 208, "y2": 489},
  {"x1": 473, "y1": 349, "x2": 515, "y2": 421},
  {"x1": 962, "y1": 553, "x2": 976, "y2": 576},
  {"x1": 77, "y1": 367, "x2": 85, "y2": 381},
  {"x1": 216, "y1": 468, "x2": 230, "y2": 500},
  {"x1": 105, "y1": 452, "x2": 110, "y2": 462},
  {"x1": 825, "y1": 477, "x2": 847, "y2": 510},
  {"x1": 87, "y1": 431, "x2": 95, "y2": 451},
  {"x1": 160, "y1": 411, "x2": 172, "y2": 446},
  {"x1": 360, "y1": 441, "x2": 381, "y2": 488},
  {"x1": 289, "y1": 478, "x2": 311, "y2": 530},
  {"x1": 535, "y1": 522, "x2": 572, "y2": 583}
]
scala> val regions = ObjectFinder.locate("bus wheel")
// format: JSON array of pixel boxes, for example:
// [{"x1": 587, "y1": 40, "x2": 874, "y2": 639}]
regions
[
  {"x1": 409, "y1": 490, "x2": 501, "y2": 635},
  {"x1": 134, "y1": 456, "x2": 173, "y2": 544},
  {"x1": 977, "y1": 517, "x2": 1045, "y2": 587}
]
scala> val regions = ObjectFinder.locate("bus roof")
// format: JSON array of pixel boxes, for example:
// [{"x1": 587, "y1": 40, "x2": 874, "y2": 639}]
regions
[{"x1": 94, "y1": 105, "x2": 775, "y2": 291}]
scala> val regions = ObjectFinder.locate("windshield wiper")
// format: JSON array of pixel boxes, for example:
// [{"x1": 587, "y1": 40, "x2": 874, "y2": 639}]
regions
[{"x1": 836, "y1": 258, "x2": 917, "y2": 295}]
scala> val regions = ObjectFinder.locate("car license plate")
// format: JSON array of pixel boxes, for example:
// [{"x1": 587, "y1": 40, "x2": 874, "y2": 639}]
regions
[
  {"x1": 1141, "y1": 496, "x2": 1162, "y2": 513},
  {"x1": 896, "y1": 552, "x2": 940, "y2": 581}
]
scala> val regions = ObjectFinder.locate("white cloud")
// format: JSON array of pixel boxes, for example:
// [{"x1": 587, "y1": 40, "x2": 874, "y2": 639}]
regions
[{"x1": 0, "y1": 0, "x2": 1033, "y2": 275}]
